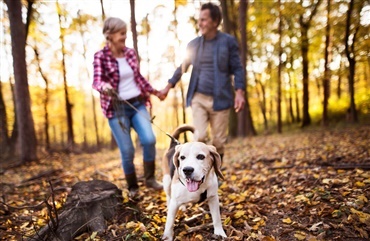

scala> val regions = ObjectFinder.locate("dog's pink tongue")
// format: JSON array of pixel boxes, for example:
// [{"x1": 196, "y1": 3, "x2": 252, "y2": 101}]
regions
[{"x1": 186, "y1": 180, "x2": 200, "y2": 192}]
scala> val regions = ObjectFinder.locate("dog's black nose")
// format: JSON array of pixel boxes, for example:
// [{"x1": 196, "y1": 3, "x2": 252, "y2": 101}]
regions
[{"x1": 183, "y1": 166, "x2": 194, "y2": 177}]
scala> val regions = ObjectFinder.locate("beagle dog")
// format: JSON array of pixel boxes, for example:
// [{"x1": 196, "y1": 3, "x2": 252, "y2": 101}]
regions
[{"x1": 162, "y1": 125, "x2": 226, "y2": 241}]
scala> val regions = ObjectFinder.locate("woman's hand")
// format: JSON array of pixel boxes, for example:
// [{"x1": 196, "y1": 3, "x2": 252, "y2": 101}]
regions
[
  {"x1": 157, "y1": 83, "x2": 172, "y2": 101},
  {"x1": 102, "y1": 83, "x2": 117, "y2": 96},
  {"x1": 153, "y1": 89, "x2": 166, "y2": 101}
]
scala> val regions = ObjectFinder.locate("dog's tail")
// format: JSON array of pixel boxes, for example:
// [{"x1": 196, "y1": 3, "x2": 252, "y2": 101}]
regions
[
  {"x1": 166, "y1": 124, "x2": 196, "y2": 146},
  {"x1": 172, "y1": 124, "x2": 195, "y2": 140}
]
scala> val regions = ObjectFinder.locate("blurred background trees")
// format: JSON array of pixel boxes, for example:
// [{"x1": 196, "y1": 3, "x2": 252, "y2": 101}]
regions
[{"x1": 1, "y1": 0, "x2": 369, "y2": 164}]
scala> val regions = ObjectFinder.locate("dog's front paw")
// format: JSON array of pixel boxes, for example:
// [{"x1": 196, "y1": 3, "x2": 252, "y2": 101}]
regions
[
  {"x1": 179, "y1": 204, "x2": 186, "y2": 212},
  {"x1": 162, "y1": 230, "x2": 174, "y2": 241},
  {"x1": 214, "y1": 228, "x2": 227, "y2": 238}
]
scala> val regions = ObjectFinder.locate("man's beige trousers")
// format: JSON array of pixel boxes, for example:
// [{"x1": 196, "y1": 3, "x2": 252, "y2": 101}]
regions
[{"x1": 191, "y1": 92, "x2": 230, "y2": 155}]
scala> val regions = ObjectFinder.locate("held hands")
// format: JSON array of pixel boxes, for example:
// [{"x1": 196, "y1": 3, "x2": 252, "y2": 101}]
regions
[
  {"x1": 234, "y1": 89, "x2": 246, "y2": 113},
  {"x1": 153, "y1": 89, "x2": 166, "y2": 101},
  {"x1": 155, "y1": 84, "x2": 172, "y2": 101}
]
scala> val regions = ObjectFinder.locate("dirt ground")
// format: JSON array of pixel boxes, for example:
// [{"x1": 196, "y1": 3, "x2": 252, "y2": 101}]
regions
[{"x1": 1, "y1": 124, "x2": 369, "y2": 240}]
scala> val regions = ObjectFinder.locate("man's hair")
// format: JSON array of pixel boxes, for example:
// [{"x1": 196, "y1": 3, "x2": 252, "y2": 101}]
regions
[{"x1": 201, "y1": 2, "x2": 222, "y2": 27}]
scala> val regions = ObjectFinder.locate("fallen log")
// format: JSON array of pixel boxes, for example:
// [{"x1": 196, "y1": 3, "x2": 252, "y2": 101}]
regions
[{"x1": 28, "y1": 180, "x2": 123, "y2": 241}]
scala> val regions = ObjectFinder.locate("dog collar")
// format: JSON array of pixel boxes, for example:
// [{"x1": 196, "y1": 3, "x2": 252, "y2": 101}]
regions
[
  {"x1": 178, "y1": 178, "x2": 186, "y2": 186},
  {"x1": 177, "y1": 168, "x2": 186, "y2": 186}
]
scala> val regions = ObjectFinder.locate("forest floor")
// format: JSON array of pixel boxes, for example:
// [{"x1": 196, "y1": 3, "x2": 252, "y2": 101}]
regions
[{"x1": 1, "y1": 123, "x2": 370, "y2": 241}]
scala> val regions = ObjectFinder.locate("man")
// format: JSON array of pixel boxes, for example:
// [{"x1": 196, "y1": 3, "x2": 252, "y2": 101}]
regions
[{"x1": 160, "y1": 2, "x2": 246, "y2": 160}]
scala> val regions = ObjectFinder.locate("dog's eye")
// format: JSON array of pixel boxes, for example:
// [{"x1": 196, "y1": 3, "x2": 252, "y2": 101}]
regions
[
  {"x1": 197, "y1": 154, "x2": 205, "y2": 160},
  {"x1": 180, "y1": 155, "x2": 186, "y2": 160}
]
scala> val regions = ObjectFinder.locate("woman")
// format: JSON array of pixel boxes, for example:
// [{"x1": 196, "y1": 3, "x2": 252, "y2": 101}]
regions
[{"x1": 93, "y1": 17, "x2": 163, "y2": 197}]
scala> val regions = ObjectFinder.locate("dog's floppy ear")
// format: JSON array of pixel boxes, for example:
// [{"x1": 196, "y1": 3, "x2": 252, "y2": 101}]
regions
[
  {"x1": 208, "y1": 145, "x2": 224, "y2": 180},
  {"x1": 173, "y1": 144, "x2": 183, "y2": 168}
]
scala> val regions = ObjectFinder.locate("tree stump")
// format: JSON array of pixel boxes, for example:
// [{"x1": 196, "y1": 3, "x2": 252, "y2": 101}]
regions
[{"x1": 29, "y1": 180, "x2": 123, "y2": 241}]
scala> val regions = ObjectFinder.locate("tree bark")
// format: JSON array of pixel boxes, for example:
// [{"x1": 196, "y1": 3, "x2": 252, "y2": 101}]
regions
[
  {"x1": 33, "y1": 46, "x2": 51, "y2": 151},
  {"x1": 222, "y1": 0, "x2": 237, "y2": 137},
  {"x1": 237, "y1": 0, "x2": 247, "y2": 136},
  {"x1": 254, "y1": 72, "x2": 268, "y2": 131},
  {"x1": 57, "y1": 2, "x2": 75, "y2": 151},
  {"x1": 300, "y1": 23, "x2": 311, "y2": 127},
  {"x1": 299, "y1": 0, "x2": 322, "y2": 128},
  {"x1": 76, "y1": 10, "x2": 101, "y2": 149},
  {"x1": 220, "y1": 0, "x2": 231, "y2": 34},
  {"x1": 130, "y1": 0, "x2": 139, "y2": 62},
  {"x1": 29, "y1": 180, "x2": 123, "y2": 241},
  {"x1": 277, "y1": 0, "x2": 283, "y2": 133},
  {"x1": 322, "y1": 0, "x2": 332, "y2": 126},
  {"x1": 5, "y1": 0, "x2": 38, "y2": 163},
  {"x1": 238, "y1": 0, "x2": 256, "y2": 137},
  {"x1": 344, "y1": 0, "x2": 358, "y2": 123},
  {"x1": 25, "y1": 0, "x2": 34, "y2": 39},
  {"x1": 99, "y1": 0, "x2": 105, "y2": 21},
  {"x1": 287, "y1": 72, "x2": 295, "y2": 123},
  {"x1": 0, "y1": 81, "x2": 9, "y2": 157}
]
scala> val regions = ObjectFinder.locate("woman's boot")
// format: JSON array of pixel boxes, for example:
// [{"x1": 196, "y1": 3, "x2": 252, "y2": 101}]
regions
[
  {"x1": 125, "y1": 172, "x2": 139, "y2": 197},
  {"x1": 144, "y1": 161, "x2": 163, "y2": 190}
]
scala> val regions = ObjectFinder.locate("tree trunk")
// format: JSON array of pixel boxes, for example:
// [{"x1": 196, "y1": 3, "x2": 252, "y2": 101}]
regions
[
  {"x1": 254, "y1": 73, "x2": 268, "y2": 131},
  {"x1": 322, "y1": 0, "x2": 332, "y2": 126},
  {"x1": 0, "y1": 26, "x2": 12, "y2": 159},
  {"x1": 100, "y1": 0, "x2": 105, "y2": 21},
  {"x1": 337, "y1": 59, "x2": 343, "y2": 99},
  {"x1": 76, "y1": 10, "x2": 101, "y2": 149},
  {"x1": 25, "y1": 0, "x2": 33, "y2": 39},
  {"x1": 9, "y1": 81, "x2": 18, "y2": 153},
  {"x1": 220, "y1": 0, "x2": 231, "y2": 34},
  {"x1": 130, "y1": 0, "x2": 139, "y2": 62},
  {"x1": 344, "y1": 0, "x2": 358, "y2": 123},
  {"x1": 300, "y1": 23, "x2": 311, "y2": 127},
  {"x1": 5, "y1": 0, "x2": 38, "y2": 163},
  {"x1": 172, "y1": 2, "x2": 188, "y2": 135},
  {"x1": 365, "y1": 58, "x2": 370, "y2": 90},
  {"x1": 92, "y1": 94, "x2": 100, "y2": 148},
  {"x1": 299, "y1": 0, "x2": 322, "y2": 128},
  {"x1": 237, "y1": 0, "x2": 247, "y2": 136},
  {"x1": 287, "y1": 73, "x2": 295, "y2": 123},
  {"x1": 238, "y1": 0, "x2": 256, "y2": 137},
  {"x1": 0, "y1": 81, "x2": 9, "y2": 157},
  {"x1": 277, "y1": 0, "x2": 282, "y2": 133},
  {"x1": 222, "y1": 0, "x2": 237, "y2": 137},
  {"x1": 29, "y1": 180, "x2": 123, "y2": 241},
  {"x1": 33, "y1": 46, "x2": 51, "y2": 151},
  {"x1": 57, "y1": 2, "x2": 75, "y2": 151}
]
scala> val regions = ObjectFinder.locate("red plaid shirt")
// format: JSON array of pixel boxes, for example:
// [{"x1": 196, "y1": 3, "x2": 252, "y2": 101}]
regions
[{"x1": 93, "y1": 45, "x2": 154, "y2": 118}]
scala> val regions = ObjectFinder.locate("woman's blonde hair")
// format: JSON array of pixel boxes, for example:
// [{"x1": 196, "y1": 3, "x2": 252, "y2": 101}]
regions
[{"x1": 103, "y1": 17, "x2": 127, "y2": 40}]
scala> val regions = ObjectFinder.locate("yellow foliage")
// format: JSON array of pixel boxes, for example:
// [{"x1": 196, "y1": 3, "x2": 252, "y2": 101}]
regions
[
  {"x1": 126, "y1": 221, "x2": 138, "y2": 229},
  {"x1": 355, "y1": 181, "x2": 365, "y2": 187},
  {"x1": 295, "y1": 194, "x2": 309, "y2": 203},
  {"x1": 224, "y1": 216, "x2": 232, "y2": 225},
  {"x1": 37, "y1": 218, "x2": 46, "y2": 226},
  {"x1": 234, "y1": 210, "x2": 246, "y2": 219},
  {"x1": 350, "y1": 208, "x2": 370, "y2": 225},
  {"x1": 357, "y1": 195, "x2": 368, "y2": 203},
  {"x1": 332, "y1": 210, "x2": 342, "y2": 218},
  {"x1": 228, "y1": 193, "x2": 237, "y2": 200},
  {"x1": 194, "y1": 234, "x2": 203, "y2": 240},
  {"x1": 261, "y1": 237, "x2": 276, "y2": 241},
  {"x1": 282, "y1": 217, "x2": 292, "y2": 224},
  {"x1": 294, "y1": 231, "x2": 306, "y2": 240}
]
